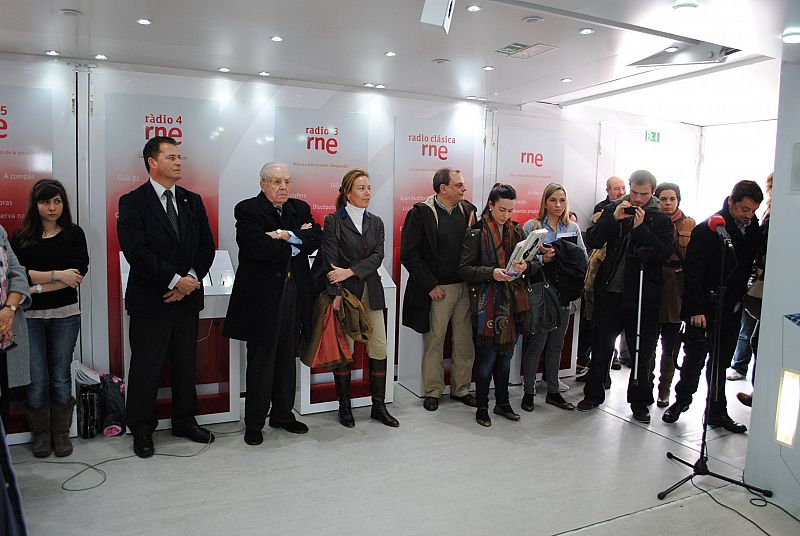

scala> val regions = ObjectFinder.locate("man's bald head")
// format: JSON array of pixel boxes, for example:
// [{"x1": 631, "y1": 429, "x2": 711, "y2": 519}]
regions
[{"x1": 606, "y1": 176, "x2": 626, "y2": 201}]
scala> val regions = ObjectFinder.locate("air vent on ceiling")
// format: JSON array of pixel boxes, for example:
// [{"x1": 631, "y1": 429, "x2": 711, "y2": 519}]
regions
[
  {"x1": 496, "y1": 42, "x2": 557, "y2": 59},
  {"x1": 630, "y1": 43, "x2": 739, "y2": 67}
]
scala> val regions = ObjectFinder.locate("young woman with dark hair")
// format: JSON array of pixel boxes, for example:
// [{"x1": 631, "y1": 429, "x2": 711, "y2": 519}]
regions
[{"x1": 12, "y1": 179, "x2": 88, "y2": 458}]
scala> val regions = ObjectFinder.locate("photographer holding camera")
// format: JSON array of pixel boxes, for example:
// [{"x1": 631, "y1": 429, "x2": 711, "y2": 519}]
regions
[{"x1": 576, "y1": 170, "x2": 673, "y2": 423}]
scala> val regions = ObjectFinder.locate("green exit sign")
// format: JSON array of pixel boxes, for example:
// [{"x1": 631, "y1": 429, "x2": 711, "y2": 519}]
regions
[{"x1": 645, "y1": 130, "x2": 661, "y2": 143}]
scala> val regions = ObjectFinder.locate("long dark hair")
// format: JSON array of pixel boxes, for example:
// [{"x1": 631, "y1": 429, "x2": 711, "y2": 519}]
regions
[
  {"x1": 13, "y1": 178, "x2": 73, "y2": 249},
  {"x1": 482, "y1": 183, "x2": 516, "y2": 216},
  {"x1": 336, "y1": 168, "x2": 369, "y2": 210}
]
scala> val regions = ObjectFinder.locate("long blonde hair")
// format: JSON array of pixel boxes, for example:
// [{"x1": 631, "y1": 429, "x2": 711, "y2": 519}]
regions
[{"x1": 537, "y1": 183, "x2": 570, "y2": 226}]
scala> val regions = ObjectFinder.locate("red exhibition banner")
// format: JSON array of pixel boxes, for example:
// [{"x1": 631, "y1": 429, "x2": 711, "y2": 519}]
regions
[
  {"x1": 0, "y1": 86, "x2": 53, "y2": 237},
  {"x1": 274, "y1": 107, "x2": 369, "y2": 226},
  {"x1": 105, "y1": 94, "x2": 220, "y2": 375},
  {"x1": 496, "y1": 126, "x2": 565, "y2": 226},
  {"x1": 392, "y1": 117, "x2": 477, "y2": 281}
]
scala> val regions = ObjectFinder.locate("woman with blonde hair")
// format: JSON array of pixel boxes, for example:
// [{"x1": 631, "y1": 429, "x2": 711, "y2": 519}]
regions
[
  {"x1": 322, "y1": 168, "x2": 398, "y2": 428},
  {"x1": 520, "y1": 183, "x2": 587, "y2": 412}
]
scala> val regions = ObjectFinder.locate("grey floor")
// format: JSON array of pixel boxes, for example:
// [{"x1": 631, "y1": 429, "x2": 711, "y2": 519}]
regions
[{"x1": 11, "y1": 363, "x2": 797, "y2": 536}]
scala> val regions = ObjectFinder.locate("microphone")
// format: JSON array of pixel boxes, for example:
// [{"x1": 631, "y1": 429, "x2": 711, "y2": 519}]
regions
[{"x1": 708, "y1": 214, "x2": 734, "y2": 251}]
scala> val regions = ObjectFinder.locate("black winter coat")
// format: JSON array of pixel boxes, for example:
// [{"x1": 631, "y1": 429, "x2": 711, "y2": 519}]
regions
[
  {"x1": 224, "y1": 194, "x2": 323, "y2": 344},
  {"x1": 400, "y1": 198, "x2": 477, "y2": 333},
  {"x1": 586, "y1": 198, "x2": 673, "y2": 310},
  {"x1": 681, "y1": 198, "x2": 761, "y2": 318}
]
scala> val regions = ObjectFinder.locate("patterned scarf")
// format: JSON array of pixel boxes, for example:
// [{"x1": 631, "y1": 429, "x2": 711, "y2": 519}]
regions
[{"x1": 475, "y1": 214, "x2": 529, "y2": 352}]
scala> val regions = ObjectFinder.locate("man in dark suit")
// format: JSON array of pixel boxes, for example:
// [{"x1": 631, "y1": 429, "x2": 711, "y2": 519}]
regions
[
  {"x1": 224, "y1": 162, "x2": 322, "y2": 446},
  {"x1": 118, "y1": 136, "x2": 217, "y2": 458}
]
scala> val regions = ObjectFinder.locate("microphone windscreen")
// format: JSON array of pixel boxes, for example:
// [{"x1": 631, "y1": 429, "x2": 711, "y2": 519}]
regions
[{"x1": 708, "y1": 214, "x2": 726, "y2": 231}]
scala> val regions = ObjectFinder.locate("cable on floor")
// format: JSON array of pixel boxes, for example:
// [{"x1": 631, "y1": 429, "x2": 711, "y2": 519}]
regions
[{"x1": 690, "y1": 478, "x2": 772, "y2": 536}]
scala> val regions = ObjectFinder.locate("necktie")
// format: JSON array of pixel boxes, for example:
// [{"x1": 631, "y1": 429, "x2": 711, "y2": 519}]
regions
[{"x1": 164, "y1": 190, "x2": 180, "y2": 238}]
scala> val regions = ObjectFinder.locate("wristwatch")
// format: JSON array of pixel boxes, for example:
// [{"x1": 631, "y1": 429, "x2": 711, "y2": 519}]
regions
[
  {"x1": 3, "y1": 304, "x2": 17, "y2": 312},
  {"x1": 35, "y1": 284, "x2": 44, "y2": 294}
]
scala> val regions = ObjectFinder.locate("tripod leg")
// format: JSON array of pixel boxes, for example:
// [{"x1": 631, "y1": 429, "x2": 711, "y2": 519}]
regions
[{"x1": 658, "y1": 474, "x2": 693, "y2": 500}]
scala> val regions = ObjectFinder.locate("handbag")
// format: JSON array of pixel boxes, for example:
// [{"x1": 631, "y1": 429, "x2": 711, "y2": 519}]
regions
[{"x1": 523, "y1": 270, "x2": 561, "y2": 335}]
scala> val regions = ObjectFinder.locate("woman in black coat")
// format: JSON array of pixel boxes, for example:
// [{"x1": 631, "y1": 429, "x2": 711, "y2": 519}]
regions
[{"x1": 322, "y1": 168, "x2": 398, "y2": 429}]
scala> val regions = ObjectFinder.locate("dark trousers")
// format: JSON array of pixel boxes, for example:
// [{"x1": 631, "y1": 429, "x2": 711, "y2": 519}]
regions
[
  {"x1": 656, "y1": 322, "x2": 682, "y2": 395},
  {"x1": 0, "y1": 351, "x2": 9, "y2": 429},
  {"x1": 475, "y1": 340, "x2": 516, "y2": 409},
  {"x1": 126, "y1": 307, "x2": 199, "y2": 436},
  {"x1": 244, "y1": 279, "x2": 298, "y2": 431},
  {"x1": 674, "y1": 307, "x2": 740, "y2": 416},
  {"x1": 583, "y1": 292, "x2": 658, "y2": 406}
]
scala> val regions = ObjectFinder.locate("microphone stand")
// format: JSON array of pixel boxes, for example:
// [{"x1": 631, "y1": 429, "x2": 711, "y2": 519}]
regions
[{"x1": 657, "y1": 235, "x2": 772, "y2": 500}]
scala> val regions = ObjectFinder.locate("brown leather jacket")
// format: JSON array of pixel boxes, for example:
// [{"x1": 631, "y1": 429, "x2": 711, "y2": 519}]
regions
[{"x1": 660, "y1": 213, "x2": 696, "y2": 323}]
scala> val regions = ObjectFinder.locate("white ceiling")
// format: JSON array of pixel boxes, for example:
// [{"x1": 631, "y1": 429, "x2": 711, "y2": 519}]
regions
[{"x1": 0, "y1": 0, "x2": 798, "y2": 125}]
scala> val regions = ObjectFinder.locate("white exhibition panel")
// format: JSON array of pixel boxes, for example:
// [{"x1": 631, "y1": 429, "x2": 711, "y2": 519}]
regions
[
  {"x1": 299, "y1": 263, "x2": 396, "y2": 415},
  {"x1": 120, "y1": 250, "x2": 241, "y2": 429}
]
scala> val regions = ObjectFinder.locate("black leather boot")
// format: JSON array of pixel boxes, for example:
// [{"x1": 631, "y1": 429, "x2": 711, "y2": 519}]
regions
[
  {"x1": 369, "y1": 359, "x2": 399, "y2": 427},
  {"x1": 333, "y1": 366, "x2": 355, "y2": 428}
]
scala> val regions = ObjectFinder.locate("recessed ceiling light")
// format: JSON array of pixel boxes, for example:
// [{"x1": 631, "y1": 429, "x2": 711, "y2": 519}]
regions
[
  {"x1": 466, "y1": 96, "x2": 477, "y2": 100},
  {"x1": 94, "y1": 54, "x2": 108, "y2": 60},
  {"x1": 258, "y1": 71, "x2": 270, "y2": 76},
  {"x1": 137, "y1": 18, "x2": 151, "y2": 25},
  {"x1": 364, "y1": 83, "x2": 375, "y2": 87},
  {"x1": 270, "y1": 35, "x2": 284, "y2": 42},
  {"x1": 59, "y1": 8, "x2": 83, "y2": 17},
  {"x1": 218, "y1": 67, "x2": 230, "y2": 73},
  {"x1": 432, "y1": 58, "x2": 450, "y2": 64},
  {"x1": 385, "y1": 51, "x2": 397, "y2": 57},
  {"x1": 782, "y1": 29, "x2": 800, "y2": 44},
  {"x1": 672, "y1": 0, "x2": 699, "y2": 9},
  {"x1": 561, "y1": 78, "x2": 573, "y2": 83},
  {"x1": 664, "y1": 46, "x2": 680, "y2": 53},
  {"x1": 375, "y1": 84, "x2": 386, "y2": 89},
  {"x1": 523, "y1": 16, "x2": 543, "y2": 23},
  {"x1": 482, "y1": 65, "x2": 494, "y2": 71},
  {"x1": 45, "y1": 50, "x2": 60, "y2": 56},
  {"x1": 579, "y1": 28, "x2": 594, "y2": 35},
  {"x1": 467, "y1": 5, "x2": 481, "y2": 12}
]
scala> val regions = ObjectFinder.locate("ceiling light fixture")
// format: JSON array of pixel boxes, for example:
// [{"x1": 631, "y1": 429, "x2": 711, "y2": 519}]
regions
[
  {"x1": 561, "y1": 78, "x2": 573, "y2": 83},
  {"x1": 385, "y1": 51, "x2": 397, "y2": 57},
  {"x1": 523, "y1": 16, "x2": 543, "y2": 23},
  {"x1": 672, "y1": 0, "x2": 699, "y2": 9},
  {"x1": 375, "y1": 84, "x2": 386, "y2": 89},
  {"x1": 432, "y1": 58, "x2": 450, "y2": 64},
  {"x1": 466, "y1": 5, "x2": 481, "y2": 12},
  {"x1": 664, "y1": 46, "x2": 680, "y2": 53},
  {"x1": 218, "y1": 67, "x2": 230, "y2": 73},
  {"x1": 482, "y1": 65, "x2": 494, "y2": 71},
  {"x1": 270, "y1": 35, "x2": 284, "y2": 42},
  {"x1": 258, "y1": 71, "x2": 270, "y2": 76},
  {"x1": 579, "y1": 28, "x2": 594, "y2": 35},
  {"x1": 59, "y1": 8, "x2": 83, "y2": 17},
  {"x1": 45, "y1": 50, "x2": 60, "y2": 56},
  {"x1": 477, "y1": 97, "x2": 488, "y2": 101},
  {"x1": 94, "y1": 54, "x2": 108, "y2": 60},
  {"x1": 363, "y1": 83, "x2": 375, "y2": 88},
  {"x1": 782, "y1": 29, "x2": 800, "y2": 44},
  {"x1": 137, "y1": 18, "x2": 151, "y2": 25},
  {"x1": 466, "y1": 95, "x2": 477, "y2": 100}
]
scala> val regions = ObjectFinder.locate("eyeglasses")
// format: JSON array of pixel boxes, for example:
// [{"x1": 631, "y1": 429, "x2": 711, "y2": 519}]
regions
[{"x1": 267, "y1": 178, "x2": 293, "y2": 186}]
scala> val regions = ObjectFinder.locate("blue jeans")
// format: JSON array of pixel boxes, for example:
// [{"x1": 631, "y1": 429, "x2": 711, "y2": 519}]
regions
[
  {"x1": 27, "y1": 315, "x2": 81, "y2": 409},
  {"x1": 475, "y1": 340, "x2": 516, "y2": 409},
  {"x1": 730, "y1": 309, "x2": 757, "y2": 375}
]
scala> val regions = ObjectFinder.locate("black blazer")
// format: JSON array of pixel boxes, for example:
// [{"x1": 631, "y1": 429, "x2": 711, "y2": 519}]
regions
[
  {"x1": 321, "y1": 207, "x2": 385, "y2": 310},
  {"x1": 117, "y1": 180, "x2": 216, "y2": 317},
  {"x1": 224, "y1": 194, "x2": 322, "y2": 344}
]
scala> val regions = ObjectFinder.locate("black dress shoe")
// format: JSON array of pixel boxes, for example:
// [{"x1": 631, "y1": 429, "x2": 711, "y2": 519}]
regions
[
  {"x1": 546, "y1": 393, "x2": 575, "y2": 411},
  {"x1": 475, "y1": 408, "x2": 492, "y2": 427},
  {"x1": 521, "y1": 394, "x2": 535, "y2": 412},
  {"x1": 269, "y1": 420, "x2": 309, "y2": 434},
  {"x1": 576, "y1": 398, "x2": 600, "y2": 412},
  {"x1": 707, "y1": 413, "x2": 747, "y2": 433},
  {"x1": 423, "y1": 397, "x2": 439, "y2": 411},
  {"x1": 493, "y1": 404, "x2": 521, "y2": 421},
  {"x1": 662, "y1": 402, "x2": 689, "y2": 423},
  {"x1": 244, "y1": 429, "x2": 263, "y2": 445},
  {"x1": 133, "y1": 435, "x2": 154, "y2": 458},
  {"x1": 631, "y1": 406, "x2": 651, "y2": 423},
  {"x1": 172, "y1": 425, "x2": 215, "y2": 444},
  {"x1": 450, "y1": 393, "x2": 477, "y2": 407}
]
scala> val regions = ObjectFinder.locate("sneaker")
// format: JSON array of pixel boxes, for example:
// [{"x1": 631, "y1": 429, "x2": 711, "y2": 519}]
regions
[
  {"x1": 726, "y1": 370, "x2": 746, "y2": 381},
  {"x1": 558, "y1": 380, "x2": 569, "y2": 393},
  {"x1": 493, "y1": 404, "x2": 521, "y2": 421},
  {"x1": 476, "y1": 408, "x2": 491, "y2": 427}
]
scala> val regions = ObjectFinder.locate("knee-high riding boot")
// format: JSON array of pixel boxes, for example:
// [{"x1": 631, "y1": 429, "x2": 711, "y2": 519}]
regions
[
  {"x1": 369, "y1": 359, "x2": 399, "y2": 428},
  {"x1": 334, "y1": 365, "x2": 355, "y2": 428}
]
